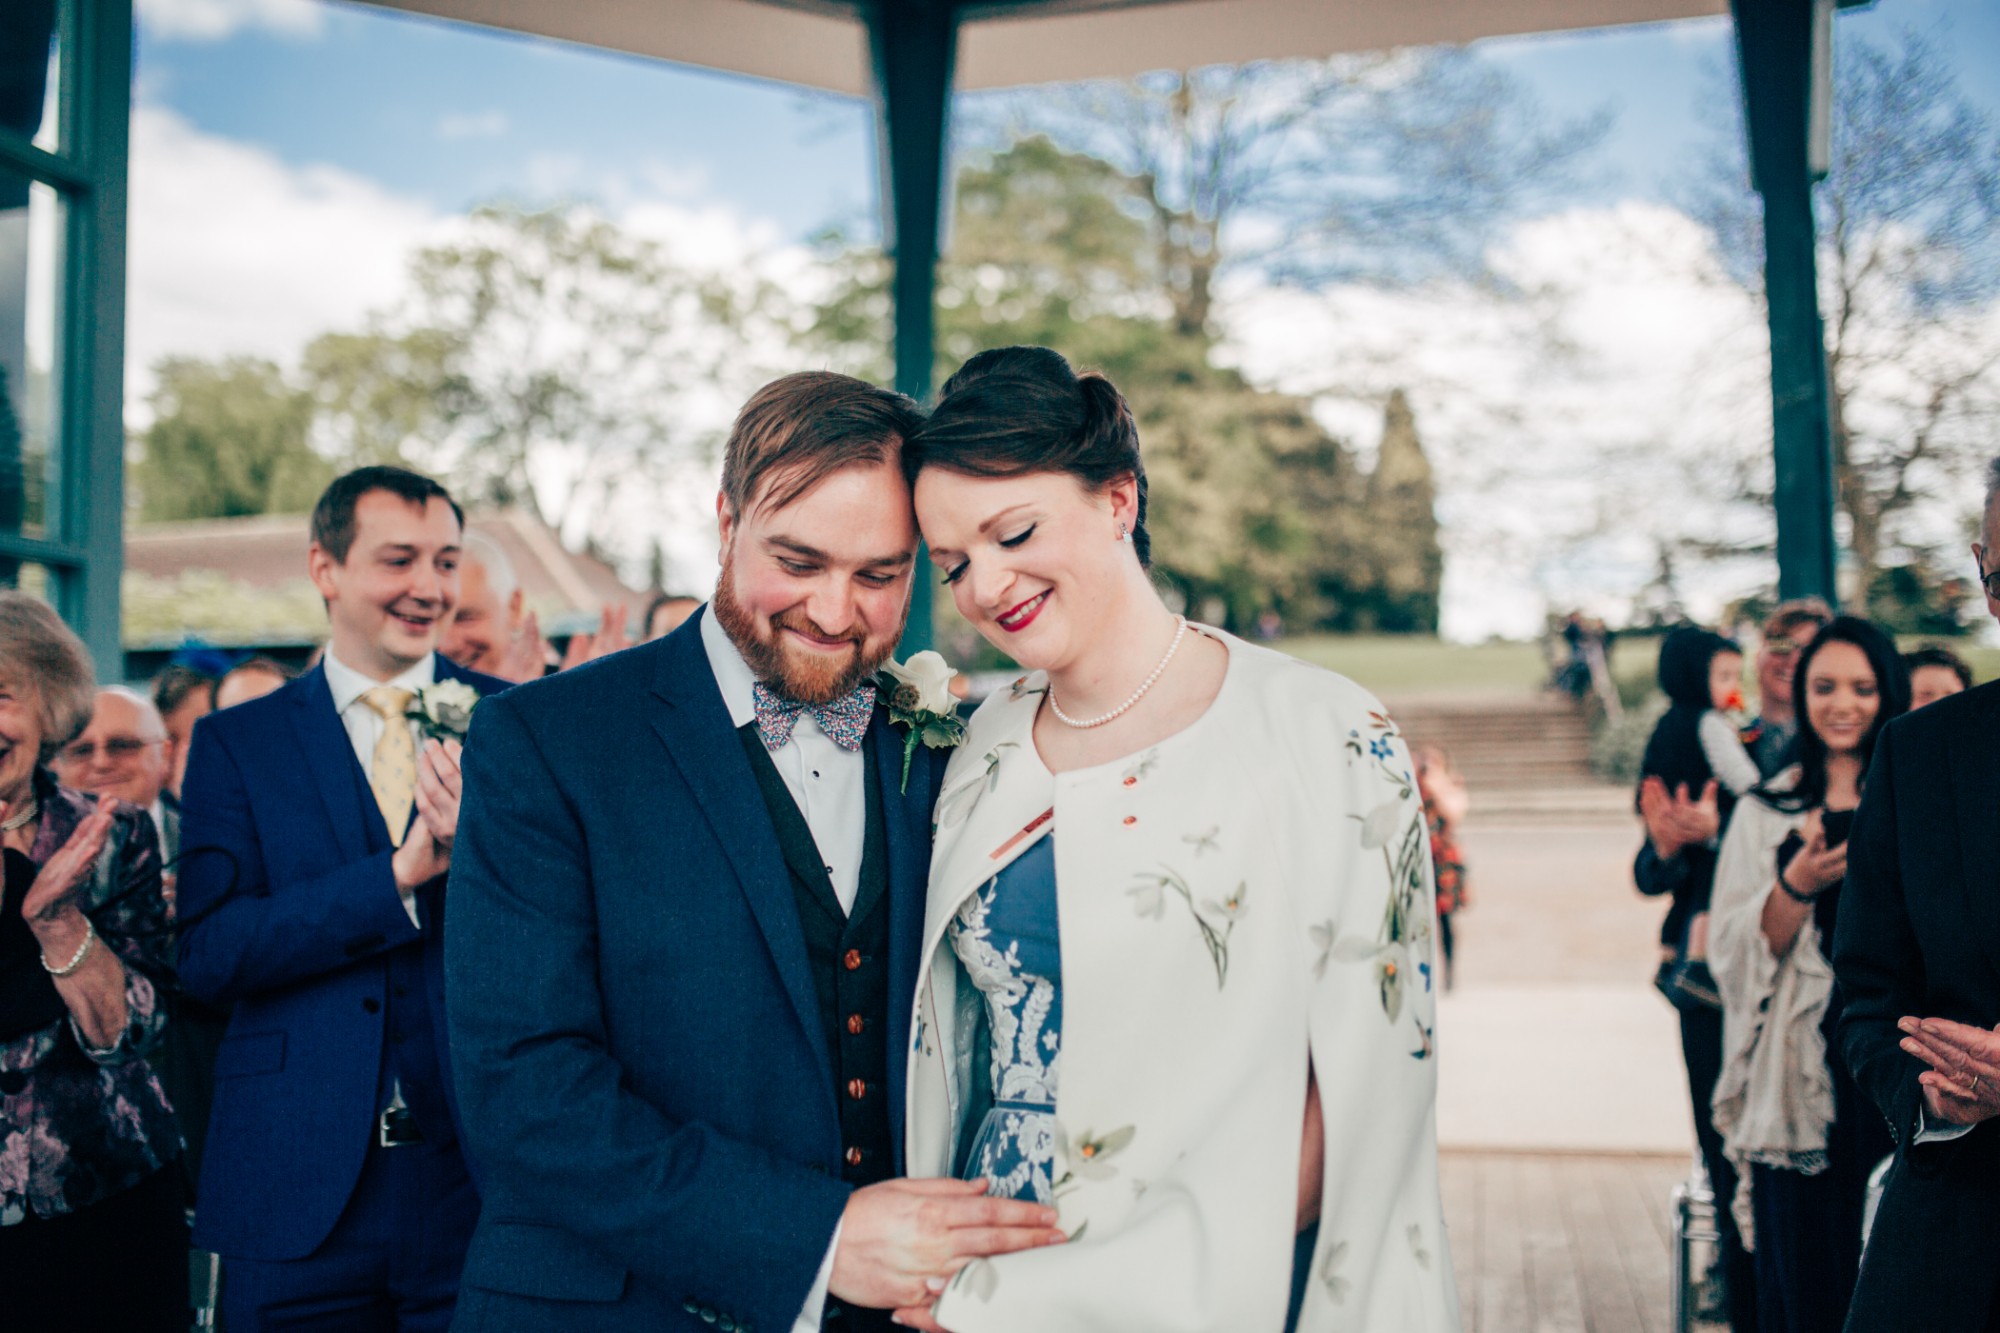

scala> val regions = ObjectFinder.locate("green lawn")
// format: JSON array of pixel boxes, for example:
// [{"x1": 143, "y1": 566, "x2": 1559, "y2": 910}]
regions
[{"x1": 1274, "y1": 635, "x2": 1550, "y2": 695}]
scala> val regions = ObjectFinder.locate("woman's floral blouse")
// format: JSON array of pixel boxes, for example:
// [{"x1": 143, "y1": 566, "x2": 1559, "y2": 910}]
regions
[{"x1": 0, "y1": 772, "x2": 180, "y2": 1226}]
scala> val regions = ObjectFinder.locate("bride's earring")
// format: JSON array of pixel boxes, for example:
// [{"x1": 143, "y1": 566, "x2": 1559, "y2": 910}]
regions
[{"x1": 1117, "y1": 523, "x2": 1130, "y2": 544}]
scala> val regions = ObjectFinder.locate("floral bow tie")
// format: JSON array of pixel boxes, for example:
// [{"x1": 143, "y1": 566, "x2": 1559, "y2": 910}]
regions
[{"x1": 753, "y1": 680, "x2": 877, "y2": 752}]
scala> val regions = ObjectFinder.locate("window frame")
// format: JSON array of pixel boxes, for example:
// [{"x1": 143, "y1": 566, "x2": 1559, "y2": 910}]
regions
[{"x1": 0, "y1": 0, "x2": 131, "y2": 679}]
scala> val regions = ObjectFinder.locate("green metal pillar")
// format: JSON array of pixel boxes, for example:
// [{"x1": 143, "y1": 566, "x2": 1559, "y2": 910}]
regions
[
  {"x1": 869, "y1": 0, "x2": 956, "y2": 654},
  {"x1": 1732, "y1": 0, "x2": 1839, "y2": 606},
  {"x1": 65, "y1": 0, "x2": 133, "y2": 679}
]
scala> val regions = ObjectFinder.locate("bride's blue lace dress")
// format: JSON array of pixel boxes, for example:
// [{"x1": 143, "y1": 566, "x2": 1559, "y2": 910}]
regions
[{"x1": 947, "y1": 832, "x2": 1061, "y2": 1205}]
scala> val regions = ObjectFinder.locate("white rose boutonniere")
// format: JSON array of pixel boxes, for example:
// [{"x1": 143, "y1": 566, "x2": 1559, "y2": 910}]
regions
[
  {"x1": 878, "y1": 650, "x2": 966, "y2": 792},
  {"x1": 407, "y1": 679, "x2": 481, "y2": 743}
]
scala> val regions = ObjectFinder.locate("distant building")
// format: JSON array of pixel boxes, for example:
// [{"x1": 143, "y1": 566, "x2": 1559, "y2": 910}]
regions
[{"x1": 121, "y1": 507, "x2": 652, "y2": 680}]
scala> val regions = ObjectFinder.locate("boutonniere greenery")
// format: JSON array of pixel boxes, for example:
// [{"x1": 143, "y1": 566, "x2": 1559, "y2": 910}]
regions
[
  {"x1": 878, "y1": 650, "x2": 966, "y2": 792},
  {"x1": 406, "y1": 679, "x2": 481, "y2": 744}
]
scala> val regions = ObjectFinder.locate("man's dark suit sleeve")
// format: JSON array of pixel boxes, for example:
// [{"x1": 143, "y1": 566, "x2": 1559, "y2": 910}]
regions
[
  {"x1": 176, "y1": 718, "x2": 422, "y2": 1006},
  {"x1": 1835, "y1": 723, "x2": 1935, "y2": 1154},
  {"x1": 446, "y1": 689, "x2": 850, "y2": 1327}
]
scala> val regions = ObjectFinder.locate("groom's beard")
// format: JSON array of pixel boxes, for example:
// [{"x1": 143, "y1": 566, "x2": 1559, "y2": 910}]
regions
[{"x1": 712, "y1": 560, "x2": 900, "y2": 706}]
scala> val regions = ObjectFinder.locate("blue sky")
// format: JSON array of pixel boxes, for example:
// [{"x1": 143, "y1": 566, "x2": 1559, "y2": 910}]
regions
[{"x1": 135, "y1": 0, "x2": 1999, "y2": 243}]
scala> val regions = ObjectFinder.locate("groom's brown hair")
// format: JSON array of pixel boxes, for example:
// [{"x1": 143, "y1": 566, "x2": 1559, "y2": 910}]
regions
[{"x1": 720, "y1": 372, "x2": 923, "y2": 518}]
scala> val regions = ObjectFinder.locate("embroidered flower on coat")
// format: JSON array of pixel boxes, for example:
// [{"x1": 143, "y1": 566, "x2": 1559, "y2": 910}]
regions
[{"x1": 1320, "y1": 1239, "x2": 1352, "y2": 1304}]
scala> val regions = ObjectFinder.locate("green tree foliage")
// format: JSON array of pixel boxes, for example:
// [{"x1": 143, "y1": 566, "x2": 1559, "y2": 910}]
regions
[
  {"x1": 136, "y1": 356, "x2": 330, "y2": 520},
  {"x1": 301, "y1": 203, "x2": 779, "y2": 553},
  {"x1": 811, "y1": 137, "x2": 1441, "y2": 636}
]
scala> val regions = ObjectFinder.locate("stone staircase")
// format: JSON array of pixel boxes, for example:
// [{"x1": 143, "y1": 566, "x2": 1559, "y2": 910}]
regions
[{"x1": 1380, "y1": 692, "x2": 1628, "y2": 822}]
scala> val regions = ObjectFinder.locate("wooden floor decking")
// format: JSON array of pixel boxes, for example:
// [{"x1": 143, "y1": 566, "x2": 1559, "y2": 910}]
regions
[{"x1": 1442, "y1": 1151, "x2": 1707, "y2": 1333}]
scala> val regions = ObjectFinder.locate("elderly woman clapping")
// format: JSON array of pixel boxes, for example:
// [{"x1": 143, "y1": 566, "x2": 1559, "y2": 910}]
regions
[{"x1": 0, "y1": 593, "x2": 186, "y2": 1331}]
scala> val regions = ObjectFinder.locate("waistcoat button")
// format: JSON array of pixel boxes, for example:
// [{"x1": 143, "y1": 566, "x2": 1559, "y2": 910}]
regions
[
  {"x1": 846, "y1": 1146, "x2": 863, "y2": 1167},
  {"x1": 843, "y1": 949, "x2": 863, "y2": 971},
  {"x1": 847, "y1": 1078, "x2": 867, "y2": 1101},
  {"x1": 846, "y1": 1013, "x2": 865, "y2": 1036}
]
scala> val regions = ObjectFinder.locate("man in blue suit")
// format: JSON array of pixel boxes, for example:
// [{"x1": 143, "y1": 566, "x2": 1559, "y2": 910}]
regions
[
  {"x1": 178, "y1": 467, "x2": 511, "y2": 1331},
  {"x1": 446, "y1": 373, "x2": 1064, "y2": 1333}
]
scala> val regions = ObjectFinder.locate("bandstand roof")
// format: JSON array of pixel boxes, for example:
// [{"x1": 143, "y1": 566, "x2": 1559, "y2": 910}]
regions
[{"x1": 354, "y1": 0, "x2": 1729, "y2": 95}]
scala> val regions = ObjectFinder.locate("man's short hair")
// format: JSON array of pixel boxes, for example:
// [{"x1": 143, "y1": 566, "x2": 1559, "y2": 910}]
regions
[
  {"x1": 646, "y1": 591, "x2": 699, "y2": 624},
  {"x1": 1985, "y1": 457, "x2": 2000, "y2": 515},
  {"x1": 460, "y1": 529, "x2": 518, "y2": 601},
  {"x1": 152, "y1": 663, "x2": 215, "y2": 718},
  {"x1": 1904, "y1": 644, "x2": 1974, "y2": 691},
  {"x1": 211, "y1": 655, "x2": 296, "y2": 708},
  {"x1": 98, "y1": 685, "x2": 168, "y2": 738},
  {"x1": 311, "y1": 466, "x2": 464, "y2": 563},
  {"x1": 719, "y1": 372, "x2": 924, "y2": 518},
  {"x1": 1764, "y1": 597, "x2": 1835, "y2": 641}
]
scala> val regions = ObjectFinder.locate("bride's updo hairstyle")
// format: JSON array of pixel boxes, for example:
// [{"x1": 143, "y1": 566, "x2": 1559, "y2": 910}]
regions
[{"x1": 907, "y1": 345, "x2": 1152, "y2": 568}]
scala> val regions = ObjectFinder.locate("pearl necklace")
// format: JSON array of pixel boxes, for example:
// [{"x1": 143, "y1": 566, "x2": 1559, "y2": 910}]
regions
[
  {"x1": 1048, "y1": 616, "x2": 1189, "y2": 729},
  {"x1": 1, "y1": 796, "x2": 38, "y2": 832}
]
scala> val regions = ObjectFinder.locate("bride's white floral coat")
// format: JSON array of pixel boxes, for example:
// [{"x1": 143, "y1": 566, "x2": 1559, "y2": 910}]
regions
[{"x1": 908, "y1": 628, "x2": 1462, "y2": 1332}]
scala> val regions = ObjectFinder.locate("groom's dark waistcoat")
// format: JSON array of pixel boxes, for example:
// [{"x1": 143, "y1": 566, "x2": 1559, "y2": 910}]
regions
[{"x1": 738, "y1": 724, "x2": 897, "y2": 1190}]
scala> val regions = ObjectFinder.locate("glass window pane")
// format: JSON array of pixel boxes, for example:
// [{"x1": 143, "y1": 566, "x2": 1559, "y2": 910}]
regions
[
  {"x1": 0, "y1": 558, "x2": 54, "y2": 600},
  {"x1": 0, "y1": 170, "x2": 63, "y2": 545},
  {"x1": 0, "y1": 0, "x2": 61, "y2": 152}
]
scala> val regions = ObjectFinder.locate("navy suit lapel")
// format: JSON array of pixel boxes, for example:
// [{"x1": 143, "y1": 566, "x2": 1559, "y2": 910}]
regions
[
  {"x1": 290, "y1": 666, "x2": 377, "y2": 862},
  {"x1": 647, "y1": 613, "x2": 833, "y2": 1099},
  {"x1": 1950, "y1": 686, "x2": 2000, "y2": 980},
  {"x1": 872, "y1": 710, "x2": 932, "y2": 1162}
]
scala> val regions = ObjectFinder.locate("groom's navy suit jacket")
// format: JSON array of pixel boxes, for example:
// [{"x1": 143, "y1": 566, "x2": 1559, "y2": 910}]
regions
[
  {"x1": 175, "y1": 655, "x2": 509, "y2": 1261},
  {"x1": 445, "y1": 611, "x2": 945, "y2": 1333}
]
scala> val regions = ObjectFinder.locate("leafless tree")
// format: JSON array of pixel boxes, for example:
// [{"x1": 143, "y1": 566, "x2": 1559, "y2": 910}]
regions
[
  {"x1": 962, "y1": 48, "x2": 1609, "y2": 339},
  {"x1": 1688, "y1": 28, "x2": 2000, "y2": 597}
]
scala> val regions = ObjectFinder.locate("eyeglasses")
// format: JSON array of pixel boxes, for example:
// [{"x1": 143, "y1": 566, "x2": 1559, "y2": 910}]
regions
[
  {"x1": 59, "y1": 737, "x2": 163, "y2": 764},
  {"x1": 1980, "y1": 559, "x2": 2000, "y2": 602}
]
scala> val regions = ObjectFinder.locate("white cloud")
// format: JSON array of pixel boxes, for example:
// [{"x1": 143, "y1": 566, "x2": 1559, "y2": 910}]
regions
[
  {"x1": 121, "y1": 107, "x2": 814, "y2": 595},
  {"x1": 1221, "y1": 201, "x2": 1779, "y2": 641},
  {"x1": 137, "y1": 0, "x2": 326, "y2": 41},
  {"x1": 436, "y1": 110, "x2": 509, "y2": 142},
  {"x1": 125, "y1": 103, "x2": 441, "y2": 416}
]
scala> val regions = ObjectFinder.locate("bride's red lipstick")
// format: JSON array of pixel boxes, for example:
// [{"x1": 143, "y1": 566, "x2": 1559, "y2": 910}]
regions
[{"x1": 997, "y1": 590, "x2": 1049, "y2": 633}]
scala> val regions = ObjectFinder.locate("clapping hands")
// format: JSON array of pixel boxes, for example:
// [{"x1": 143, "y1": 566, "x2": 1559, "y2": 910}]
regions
[
  {"x1": 1899, "y1": 1017, "x2": 2000, "y2": 1128},
  {"x1": 559, "y1": 603, "x2": 629, "y2": 672},
  {"x1": 391, "y1": 739, "x2": 463, "y2": 891},
  {"x1": 10, "y1": 794, "x2": 114, "y2": 945},
  {"x1": 1639, "y1": 777, "x2": 1720, "y2": 860}
]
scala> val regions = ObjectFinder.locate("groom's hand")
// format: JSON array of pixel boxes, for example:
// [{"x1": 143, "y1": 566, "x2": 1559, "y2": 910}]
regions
[{"x1": 828, "y1": 1177, "x2": 1064, "y2": 1311}]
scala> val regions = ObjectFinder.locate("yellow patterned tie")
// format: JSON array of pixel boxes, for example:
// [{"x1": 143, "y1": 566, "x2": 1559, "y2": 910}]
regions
[{"x1": 360, "y1": 687, "x2": 416, "y2": 847}]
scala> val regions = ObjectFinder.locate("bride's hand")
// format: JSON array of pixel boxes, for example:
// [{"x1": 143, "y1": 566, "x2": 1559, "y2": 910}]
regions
[{"x1": 890, "y1": 1301, "x2": 953, "y2": 1331}]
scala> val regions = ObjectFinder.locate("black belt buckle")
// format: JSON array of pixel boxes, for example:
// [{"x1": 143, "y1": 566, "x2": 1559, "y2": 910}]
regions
[{"x1": 378, "y1": 1106, "x2": 423, "y2": 1148}]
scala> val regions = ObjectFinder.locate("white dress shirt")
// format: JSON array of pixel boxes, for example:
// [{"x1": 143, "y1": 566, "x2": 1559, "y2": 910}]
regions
[
  {"x1": 700, "y1": 606, "x2": 868, "y2": 912},
  {"x1": 699, "y1": 607, "x2": 858, "y2": 1332},
  {"x1": 321, "y1": 647, "x2": 435, "y2": 928}
]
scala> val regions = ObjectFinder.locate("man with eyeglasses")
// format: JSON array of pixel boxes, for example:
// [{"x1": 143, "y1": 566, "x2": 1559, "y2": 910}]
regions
[{"x1": 52, "y1": 685, "x2": 175, "y2": 858}]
